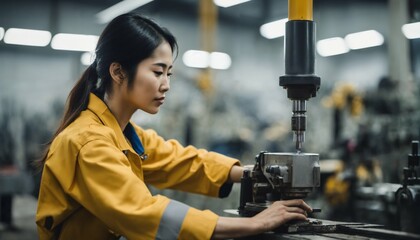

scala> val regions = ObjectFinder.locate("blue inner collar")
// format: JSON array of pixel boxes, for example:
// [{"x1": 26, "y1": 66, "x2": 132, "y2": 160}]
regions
[{"x1": 123, "y1": 123, "x2": 145, "y2": 156}]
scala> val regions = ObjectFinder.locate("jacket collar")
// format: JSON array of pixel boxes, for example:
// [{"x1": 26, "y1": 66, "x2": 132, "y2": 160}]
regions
[{"x1": 87, "y1": 93, "x2": 132, "y2": 151}]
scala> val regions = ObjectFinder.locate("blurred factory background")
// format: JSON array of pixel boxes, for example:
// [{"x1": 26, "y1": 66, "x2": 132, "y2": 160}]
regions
[{"x1": 0, "y1": 0, "x2": 419, "y2": 239}]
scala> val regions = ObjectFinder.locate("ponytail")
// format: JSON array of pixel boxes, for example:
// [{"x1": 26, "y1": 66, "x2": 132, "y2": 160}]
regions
[
  {"x1": 62, "y1": 63, "x2": 98, "y2": 128},
  {"x1": 36, "y1": 63, "x2": 98, "y2": 168}
]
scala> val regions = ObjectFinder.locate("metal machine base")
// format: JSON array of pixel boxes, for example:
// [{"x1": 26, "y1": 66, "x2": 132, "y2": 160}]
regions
[{"x1": 235, "y1": 218, "x2": 420, "y2": 240}]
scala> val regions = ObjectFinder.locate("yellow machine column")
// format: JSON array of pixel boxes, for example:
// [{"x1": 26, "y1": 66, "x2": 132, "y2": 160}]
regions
[{"x1": 289, "y1": 0, "x2": 313, "y2": 20}]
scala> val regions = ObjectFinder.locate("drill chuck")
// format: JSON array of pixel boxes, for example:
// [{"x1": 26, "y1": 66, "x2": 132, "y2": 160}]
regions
[{"x1": 292, "y1": 100, "x2": 307, "y2": 151}]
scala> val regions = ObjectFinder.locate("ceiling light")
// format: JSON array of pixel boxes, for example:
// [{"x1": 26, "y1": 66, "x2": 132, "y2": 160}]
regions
[
  {"x1": 316, "y1": 37, "x2": 349, "y2": 57},
  {"x1": 213, "y1": 0, "x2": 251, "y2": 8},
  {"x1": 260, "y1": 18, "x2": 288, "y2": 39},
  {"x1": 4, "y1": 28, "x2": 51, "y2": 47},
  {"x1": 51, "y1": 33, "x2": 99, "y2": 52},
  {"x1": 210, "y1": 52, "x2": 231, "y2": 70},
  {"x1": 402, "y1": 21, "x2": 420, "y2": 39},
  {"x1": 182, "y1": 50, "x2": 210, "y2": 68},
  {"x1": 0, "y1": 27, "x2": 4, "y2": 41},
  {"x1": 345, "y1": 30, "x2": 384, "y2": 50},
  {"x1": 96, "y1": 0, "x2": 154, "y2": 24},
  {"x1": 81, "y1": 52, "x2": 96, "y2": 66}
]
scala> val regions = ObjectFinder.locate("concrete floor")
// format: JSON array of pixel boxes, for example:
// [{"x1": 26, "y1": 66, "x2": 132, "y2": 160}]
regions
[{"x1": 0, "y1": 195, "x2": 38, "y2": 240}]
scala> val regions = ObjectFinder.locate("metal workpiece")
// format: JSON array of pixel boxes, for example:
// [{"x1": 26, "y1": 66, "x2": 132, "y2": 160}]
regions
[
  {"x1": 260, "y1": 152, "x2": 320, "y2": 199},
  {"x1": 238, "y1": 151, "x2": 321, "y2": 217}
]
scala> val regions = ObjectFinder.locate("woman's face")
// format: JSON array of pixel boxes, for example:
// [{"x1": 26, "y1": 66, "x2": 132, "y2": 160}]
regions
[{"x1": 126, "y1": 41, "x2": 173, "y2": 114}]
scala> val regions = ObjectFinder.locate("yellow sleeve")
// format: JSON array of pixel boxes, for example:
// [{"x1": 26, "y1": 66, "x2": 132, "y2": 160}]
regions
[
  {"x1": 69, "y1": 138, "x2": 218, "y2": 240},
  {"x1": 136, "y1": 126, "x2": 241, "y2": 197}
]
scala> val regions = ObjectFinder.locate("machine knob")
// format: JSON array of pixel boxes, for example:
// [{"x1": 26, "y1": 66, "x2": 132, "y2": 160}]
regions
[
  {"x1": 266, "y1": 166, "x2": 281, "y2": 175},
  {"x1": 412, "y1": 141, "x2": 419, "y2": 156},
  {"x1": 408, "y1": 140, "x2": 420, "y2": 168},
  {"x1": 265, "y1": 165, "x2": 289, "y2": 184}
]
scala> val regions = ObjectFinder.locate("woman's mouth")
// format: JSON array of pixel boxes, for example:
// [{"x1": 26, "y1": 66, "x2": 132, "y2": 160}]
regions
[{"x1": 154, "y1": 97, "x2": 165, "y2": 105}]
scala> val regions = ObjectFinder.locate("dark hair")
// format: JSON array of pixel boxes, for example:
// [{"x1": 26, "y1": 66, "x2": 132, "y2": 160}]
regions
[{"x1": 37, "y1": 13, "x2": 178, "y2": 167}]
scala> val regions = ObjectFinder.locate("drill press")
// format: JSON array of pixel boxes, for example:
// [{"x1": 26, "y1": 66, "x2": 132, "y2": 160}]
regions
[
  {"x1": 280, "y1": 0, "x2": 321, "y2": 152},
  {"x1": 239, "y1": 0, "x2": 321, "y2": 217}
]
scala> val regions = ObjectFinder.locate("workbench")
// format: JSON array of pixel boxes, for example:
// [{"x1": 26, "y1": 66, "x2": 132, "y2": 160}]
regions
[{"x1": 236, "y1": 218, "x2": 420, "y2": 240}]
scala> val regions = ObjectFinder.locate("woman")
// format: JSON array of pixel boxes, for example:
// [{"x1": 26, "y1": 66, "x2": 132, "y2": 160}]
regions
[{"x1": 36, "y1": 13, "x2": 312, "y2": 240}]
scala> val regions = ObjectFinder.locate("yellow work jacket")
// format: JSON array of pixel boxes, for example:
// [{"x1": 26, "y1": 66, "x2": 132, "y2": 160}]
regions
[{"x1": 36, "y1": 93, "x2": 240, "y2": 240}]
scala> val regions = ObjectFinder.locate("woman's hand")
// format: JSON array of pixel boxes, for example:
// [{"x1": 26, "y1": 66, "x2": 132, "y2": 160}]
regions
[
  {"x1": 212, "y1": 199, "x2": 312, "y2": 239},
  {"x1": 251, "y1": 199, "x2": 312, "y2": 233}
]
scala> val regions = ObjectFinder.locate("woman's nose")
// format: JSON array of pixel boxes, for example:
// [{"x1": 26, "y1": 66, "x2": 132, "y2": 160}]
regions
[{"x1": 160, "y1": 76, "x2": 170, "y2": 92}]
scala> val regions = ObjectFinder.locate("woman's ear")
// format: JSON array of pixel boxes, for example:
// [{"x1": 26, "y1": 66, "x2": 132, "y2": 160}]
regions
[{"x1": 109, "y1": 62, "x2": 127, "y2": 85}]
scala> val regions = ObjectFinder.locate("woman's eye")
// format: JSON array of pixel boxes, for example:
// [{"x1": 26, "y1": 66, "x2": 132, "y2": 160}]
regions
[
  {"x1": 167, "y1": 73, "x2": 173, "y2": 78},
  {"x1": 154, "y1": 71, "x2": 163, "y2": 76}
]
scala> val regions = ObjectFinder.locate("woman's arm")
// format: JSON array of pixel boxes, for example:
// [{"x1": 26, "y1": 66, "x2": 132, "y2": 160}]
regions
[
  {"x1": 212, "y1": 199, "x2": 312, "y2": 239},
  {"x1": 137, "y1": 127, "x2": 241, "y2": 197},
  {"x1": 228, "y1": 165, "x2": 244, "y2": 183},
  {"x1": 68, "y1": 138, "x2": 221, "y2": 239}
]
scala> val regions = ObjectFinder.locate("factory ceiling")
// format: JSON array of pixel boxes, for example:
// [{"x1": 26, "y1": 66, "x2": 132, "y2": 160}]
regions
[{"x1": 73, "y1": 0, "x2": 394, "y2": 27}]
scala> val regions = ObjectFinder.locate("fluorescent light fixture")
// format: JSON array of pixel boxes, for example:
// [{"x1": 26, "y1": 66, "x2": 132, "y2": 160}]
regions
[
  {"x1": 4, "y1": 28, "x2": 51, "y2": 47},
  {"x1": 182, "y1": 50, "x2": 210, "y2": 68},
  {"x1": 402, "y1": 21, "x2": 420, "y2": 39},
  {"x1": 51, "y1": 33, "x2": 99, "y2": 52},
  {"x1": 210, "y1": 52, "x2": 231, "y2": 70},
  {"x1": 317, "y1": 37, "x2": 349, "y2": 57},
  {"x1": 81, "y1": 52, "x2": 96, "y2": 66},
  {"x1": 345, "y1": 30, "x2": 384, "y2": 50},
  {"x1": 183, "y1": 50, "x2": 232, "y2": 69},
  {"x1": 260, "y1": 18, "x2": 288, "y2": 39},
  {"x1": 0, "y1": 27, "x2": 4, "y2": 41},
  {"x1": 213, "y1": 0, "x2": 251, "y2": 8},
  {"x1": 96, "y1": 0, "x2": 154, "y2": 24}
]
